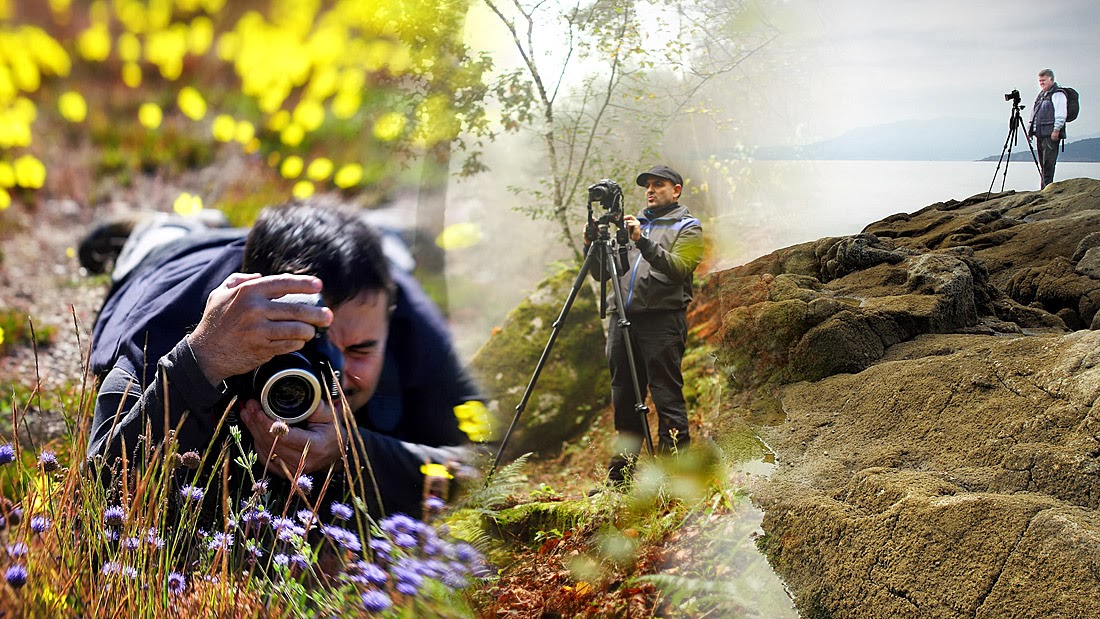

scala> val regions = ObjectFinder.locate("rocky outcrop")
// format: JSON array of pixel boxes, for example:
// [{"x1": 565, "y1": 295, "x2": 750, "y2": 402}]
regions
[{"x1": 689, "y1": 178, "x2": 1100, "y2": 618}]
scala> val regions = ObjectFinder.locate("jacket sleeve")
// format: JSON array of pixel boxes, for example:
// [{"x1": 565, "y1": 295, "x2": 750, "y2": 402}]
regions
[
  {"x1": 87, "y1": 338, "x2": 228, "y2": 464},
  {"x1": 634, "y1": 220, "x2": 704, "y2": 283}
]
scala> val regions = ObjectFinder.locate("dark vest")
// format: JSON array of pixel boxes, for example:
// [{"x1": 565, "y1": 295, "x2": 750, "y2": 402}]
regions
[{"x1": 1031, "y1": 85, "x2": 1066, "y2": 139}]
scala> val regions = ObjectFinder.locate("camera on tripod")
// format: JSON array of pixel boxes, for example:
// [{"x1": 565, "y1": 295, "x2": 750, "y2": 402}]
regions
[
  {"x1": 1004, "y1": 89, "x2": 1021, "y2": 104},
  {"x1": 244, "y1": 293, "x2": 343, "y2": 424},
  {"x1": 588, "y1": 179, "x2": 624, "y2": 223}
]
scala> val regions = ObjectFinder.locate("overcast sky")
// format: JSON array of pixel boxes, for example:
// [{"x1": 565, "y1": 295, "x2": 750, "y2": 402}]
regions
[{"x1": 784, "y1": 0, "x2": 1100, "y2": 143}]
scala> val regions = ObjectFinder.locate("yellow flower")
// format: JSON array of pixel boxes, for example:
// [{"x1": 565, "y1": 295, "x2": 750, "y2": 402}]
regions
[
  {"x1": 65, "y1": 246, "x2": 75, "y2": 259},
  {"x1": 211, "y1": 114, "x2": 236, "y2": 142},
  {"x1": 57, "y1": 91, "x2": 86, "y2": 122},
  {"x1": 0, "y1": 188, "x2": 9, "y2": 211},
  {"x1": 291, "y1": 180, "x2": 314, "y2": 199},
  {"x1": 0, "y1": 324, "x2": 5, "y2": 345},
  {"x1": 279, "y1": 156, "x2": 303, "y2": 179},
  {"x1": 233, "y1": 120, "x2": 255, "y2": 144},
  {"x1": 187, "y1": 16, "x2": 214, "y2": 55},
  {"x1": 266, "y1": 110, "x2": 290, "y2": 132},
  {"x1": 177, "y1": 86, "x2": 206, "y2": 121},
  {"x1": 420, "y1": 463, "x2": 453, "y2": 480},
  {"x1": 122, "y1": 62, "x2": 142, "y2": 88},
  {"x1": 138, "y1": 102, "x2": 162, "y2": 129},
  {"x1": 279, "y1": 123, "x2": 304, "y2": 147},
  {"x1": 173, "y1": 192, "x2": 203, "y2": 216},
  {"x1": 0, "y1": 162, "x2": 14, "y2": 187},
  {"x1": 454, "y1": 400, "x2": 494, "y2": 442},
  {"x1": 305, "y1": 157, "x2": 333, "y2": 182},
  {"x1": 331, "y1": 91, "x2": 360, "y2": 120},
  {"x1": 292, "y1": 99, "x2": 324, "y2": 132},
  {"x1": 435, "y1": 222, "x2": 483, "y2": 250},
  {"x1": 117, "y1": 32, "x2": 141, "y2": 63},
  {"x1": 243, "y1": 137, "x2": 260, "y2": 154},
  {"x1": 333, "y1": 163, "x2": 363, "y2": 189},
  {"x1": 372, "y1": 112, "x2": 406, "y2": 142},
  {"x1": 76, "y1": 23, "x2": 111, "y2": 62},
  {"x1": 13, "y1": 154, "x2": 46, "y2": 189}
]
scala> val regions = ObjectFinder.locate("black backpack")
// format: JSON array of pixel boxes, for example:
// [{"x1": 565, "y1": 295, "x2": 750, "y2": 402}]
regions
[{"x1": 1060, "y1": 86, "x2": 1080, "y2": 122}]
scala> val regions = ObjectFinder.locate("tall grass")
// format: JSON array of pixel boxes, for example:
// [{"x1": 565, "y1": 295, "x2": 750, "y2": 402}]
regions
[{"x1": 0, "y1": 325, "x2": 489, "y2": 617}]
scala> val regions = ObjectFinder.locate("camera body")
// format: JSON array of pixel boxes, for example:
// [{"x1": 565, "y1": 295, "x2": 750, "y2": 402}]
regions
[
  {"x1": 245, "y1": 293, "x2": 343, "y2": 424},
  {"x1": 1005, "y1": 89, "x2": 1021, "y2": 104},
  {"x1": 588, "y1": 179, "x2": 624, "y2": 222}
]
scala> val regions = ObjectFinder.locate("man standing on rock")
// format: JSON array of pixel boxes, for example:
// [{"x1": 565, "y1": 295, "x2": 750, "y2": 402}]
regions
[
  {"x1": 1029, "y1": 68, "x2": 1068, "y2": 189},
  {"x1": 585, "y1": 165, "x2": 704, "y2": 488}
]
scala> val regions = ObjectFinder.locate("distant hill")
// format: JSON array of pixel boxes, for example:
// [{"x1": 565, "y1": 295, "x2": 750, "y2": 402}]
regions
[
  {"x1": 754, "y1": 118, "x2": 1100, "y2": 162},
  {"x1": 979, "y1": 136, "x2": 1100, "y2": 162}
]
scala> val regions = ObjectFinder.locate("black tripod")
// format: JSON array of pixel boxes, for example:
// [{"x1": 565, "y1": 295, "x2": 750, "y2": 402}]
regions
[
  {"x1": 488, "y1": 212, "x2": 654, "y2": 479},
  {"x1": 987, "y1": 93, "x2": 1042, "y2": 196}
]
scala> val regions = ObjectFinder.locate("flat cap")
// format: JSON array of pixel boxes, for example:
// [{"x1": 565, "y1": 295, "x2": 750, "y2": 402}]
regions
[{"x1": 636, "y1": 164, "x2": 684, "y2": 187}]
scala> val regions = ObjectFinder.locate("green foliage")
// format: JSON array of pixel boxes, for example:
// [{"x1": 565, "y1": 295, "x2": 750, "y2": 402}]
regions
[{"x1": 0, "y1": 308, "x2": 54, "y2": 356}]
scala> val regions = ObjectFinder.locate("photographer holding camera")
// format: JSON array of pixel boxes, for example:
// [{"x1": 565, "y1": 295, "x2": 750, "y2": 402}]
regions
[
  {"x1": 1029, "y1": 68, "x2": 1068, "y2": 189},
  {"x1": 85, "y1": 203, "x2": 481, "y2": 518},
  {"x1": 584, "y1": 165, "x2": 704, "y2": 487}
]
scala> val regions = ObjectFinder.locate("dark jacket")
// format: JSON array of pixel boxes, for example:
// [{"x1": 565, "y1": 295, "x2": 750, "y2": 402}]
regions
[
  {"x1": 596, "y1": 203, "x2": 703, "y2": 314},
  {"x1": 87, "y1": 230, "x2": 480, "y2": 517},
  {"x1": 1030, "y1": 85, "x2": 1068, "y2": 139}
]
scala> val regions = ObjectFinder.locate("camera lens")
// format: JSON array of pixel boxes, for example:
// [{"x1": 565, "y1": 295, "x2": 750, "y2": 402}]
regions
[{"x1": 259, "y1": 368, "x2": 322, "y2": 423}]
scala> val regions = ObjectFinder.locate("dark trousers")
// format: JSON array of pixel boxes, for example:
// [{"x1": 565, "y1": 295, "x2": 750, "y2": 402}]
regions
[
  {"x1": 1038, "y1": 135, "x2": 1060, "y2": 189},
  {"x1": 605, "y1": 310, "x2": 690, "y2": 480}
]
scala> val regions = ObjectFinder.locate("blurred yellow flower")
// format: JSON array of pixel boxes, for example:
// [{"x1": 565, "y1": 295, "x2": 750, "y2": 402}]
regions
[
  {"x1": 0, "y1": 188, "x2": 9, "y2": 211},
  {"x1": 13, "y1": 154, "x2": 46, "y2": 189},
  {"x1": 372, "y1": 112, "x2": 406, "y2": 142},
  {"x1": 0, "y1": 324, "x2": 5, "y2": 345},
  {"x1": 244, "y1": 137, "x2": 260, "y2": 154},
  {"x1": 211, "y1": 114, "x2": 236, "y2": 142},
  {"x1": 331, "y1": 91, "x2": 360, "y2": 120},
  {"x1": 138, "y1": 102, "x2": 162, "y2": 129},
  {"x1": 177, "y1": 86, "x2": 207, "y2": 121},
  {"x1": 122, "y1": 62, "x2": 142, "y2": 88},
  {"x1": 305, "y1": 157, "x2": 333, "y2": 182},
  {"x1": 454, "y1": 400, "x2": 494, "y2": 442},
  {"x1": 420, "y1": 463, "x2": 453, "y2": 480},
  {"x1": 66, "y1": 246, "x2": 75, "y2": 259},
  {"x1": 234, "y1": 120, "x2": 255, "y2": 144},
  {"x1": 0, "y1": 162, "x2": 14, "y2": 187},
  {"x1": 10, "y1": 56, "x2": 41, "y2": 92},
  {"x1": 279, "y1": 123, "x2": 304, "y2": 147},
  {"x1": 76, "y1": 23, "x2": 111, "y2": 61},
  {"x1": 266, "y1": 110, "x2": 290, "y2": 132},
  {"x1": 292, "y1": 99, "x2": 325, "y2": 132},
  {"x1": 291, "y1": 180, "x2": 314, "y2": 199},
  {"x1": 188, "y1": 16, "x2": 214, "y2": 55},
  {"x1": 173, "y1": 192, "x2": 203, "y2": 216},
  {"x1": 333, "y1": 163, "x2": 363, "y2": 189},
  {"x1": 435, "y1": 222, "x2": 482, "y2": 250},
  {"x1": 57, "y1": 91, "x2": 87, "y2": 122},
  {"x1": 279, "y1": 155, "x2": 303, "y2": 179},
  {"x1": 117, "y1": 32, "x2": 141, "y2": 63}
]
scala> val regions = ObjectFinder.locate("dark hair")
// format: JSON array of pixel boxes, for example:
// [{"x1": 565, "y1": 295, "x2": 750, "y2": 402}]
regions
[{"x1": 243, "y1": 202, "x2": 395, "y2": 307}]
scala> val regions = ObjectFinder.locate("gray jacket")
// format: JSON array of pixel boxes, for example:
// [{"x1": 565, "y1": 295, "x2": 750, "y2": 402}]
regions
[{"x1": 601, "y1": 203, "x2": 703, "y2": 314}]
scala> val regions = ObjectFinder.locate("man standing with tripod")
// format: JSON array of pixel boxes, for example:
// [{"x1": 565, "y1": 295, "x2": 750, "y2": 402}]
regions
[
  {"x1": 1029, "y1": 68, "x2": 1068, "y2": 189},
  {"x1": 586, "y1": 165, "x2": 704, "y2": 487}
]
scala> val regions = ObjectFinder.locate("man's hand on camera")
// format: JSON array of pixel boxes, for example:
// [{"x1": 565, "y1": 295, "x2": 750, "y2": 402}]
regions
[
  {"x1": 188, "y1": 273, "x2": 334, "y2": 385},
  {"x1": 623, "y1": 215, "x2": 642, "y2": 242},
  {"x1": 240, "y1": 398, "x2": 349, "y2": 478}
]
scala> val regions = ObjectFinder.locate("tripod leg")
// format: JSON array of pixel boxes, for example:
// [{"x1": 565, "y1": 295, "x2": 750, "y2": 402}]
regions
[
  {"x1": 487, "y1": 241, "x2": 604, "y2": 479},
  {"x1": 599, "y1": 241, "x2": 656, "y2": 458},
  {"x1": 987, "y1": 112, "x2": 1018, "y2": 197},
  {"x1": 1018, "y1": 115, "x2": 1043, "y2": 181}
]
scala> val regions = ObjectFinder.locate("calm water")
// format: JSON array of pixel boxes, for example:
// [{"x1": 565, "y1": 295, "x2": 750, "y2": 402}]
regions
[{"x1": 708, "y1": 160, "x2": 1100, "y2": 271}]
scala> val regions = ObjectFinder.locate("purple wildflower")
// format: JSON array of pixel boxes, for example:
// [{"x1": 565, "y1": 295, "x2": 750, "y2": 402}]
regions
[
  {"x1": 273, "y1": 553, "x2": 290, "y2": 568},
  {"x1": 166, "y1": 571, "x2": 186, "y2": 595},
  {"x1": 369, "y1": 537, "x2": 392, "y2": 560},
  {"x1": 252, "y1": 479, "x2": 269, "y2": 494},
  {"x1": 295, "y1": 509, "x2": 317, "y2": 527},
  {"x1": 123, "y1": 536, "x2": 142, "y2": 551},
  {"x1": 121, "y1": 565, "x2": 139, "y2": 579},
  {"x1": 380, "y1": 513, "x2": 418, "y2": 537},
  {"x1": 330, "y1": 501, "x2": 354, "y2": 521},
  {"x1": 5, "y1": 564, "x2": 27, "y2": 588},
  {"x1": 393, "y1": 532, "x2": 417, "y2": 549},
  {"x1": 393, "y1": 563, "x2": 423, "y2": 596},
  {"x1": 295, "y1": 475, "x2": 313, "y2": 494},
  {"x1": 289, "y1": 554, "x2": 310, "y2": 570},
  {"x1": 206, "y1": 532, "x2": 233, "y2": 551},
  {"x1": 322, "y1": 525, "x2": 363, "y2": 553},
  {"x1": 101, "y1": 561, "x2": 121, "y2": 575},
  {"x1": 179, "y1": 485, "x2": 204, "y2": 502},
  {"x1": 0, "y1": 444, "x2": 15, "y2": 465},
  {"x1": 240, "y1": 507, "x2": 271, "y2": 529},
  {"x1": 361, "y1": 589, "x2": 393, "y2": 613},
  {"x1": 425, "y1": 495, "x2": 446, "y2": 513},
  {"x1": 30, "y1": 515, "x2": 50, "y2": 534},
  {"x1": 145, "y1": 528, "x2": 165, "y2": 549},
  {"x1": 344, "y1": 560, "x2": 388, "y2": 586},
  {"x1": 101, "y1": 529, "x2": 120, "y2": 543},
  {"x1": 6, "y1": 542, "x2": 27, "y2": 558},
  {"x1": 37, "y1": 450, "x2": 59, "y2": 472},
  {"x1": 103, "y1": 505, "x2": 126, "y2": 528}
]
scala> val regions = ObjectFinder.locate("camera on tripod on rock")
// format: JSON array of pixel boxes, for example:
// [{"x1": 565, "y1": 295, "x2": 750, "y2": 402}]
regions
[{"x1": 1004, "y1": 89, "x2": 1021, "y2": 104}]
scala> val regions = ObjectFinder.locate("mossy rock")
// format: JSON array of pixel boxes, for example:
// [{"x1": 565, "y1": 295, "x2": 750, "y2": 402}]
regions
[{"x1": 470, "y1": 266, "x2": 610, "y2": 458}]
